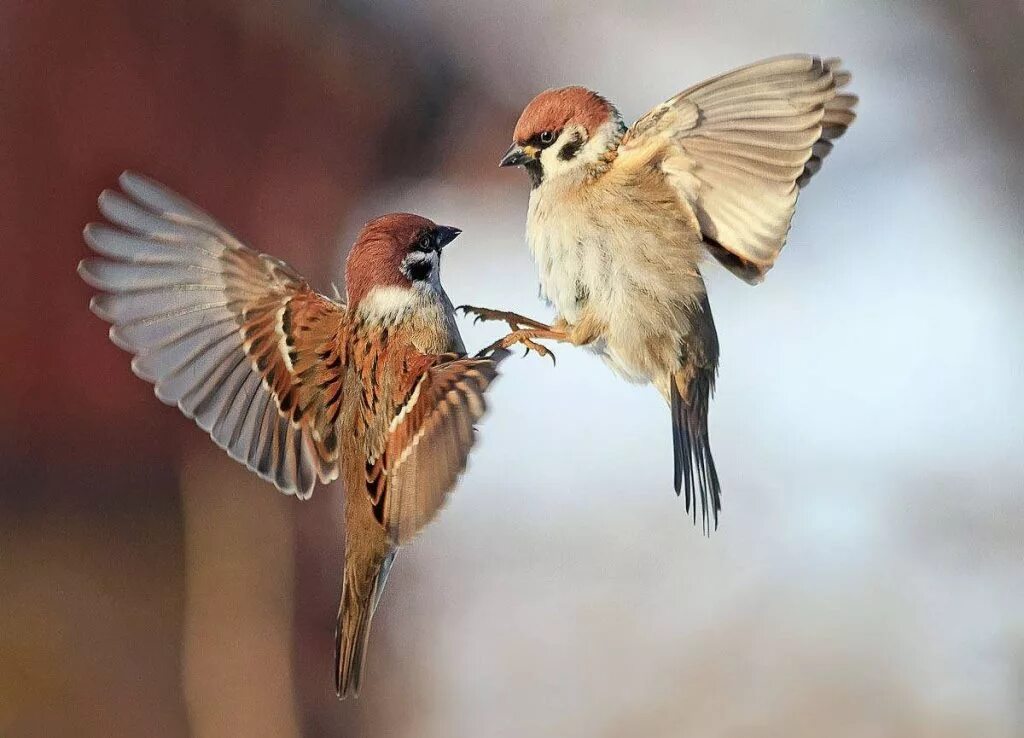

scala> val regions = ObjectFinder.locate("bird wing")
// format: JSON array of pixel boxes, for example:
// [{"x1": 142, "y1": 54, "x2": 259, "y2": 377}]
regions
[
  {"x1": 363, "y1": 350, "x2": 507, "y2": 546},
  {"x1": 79, "y1": 171, "x2": 347, "y2": 498},
  {"x1": 619, "y1": 55, "x2": 857, "y2": 283}
]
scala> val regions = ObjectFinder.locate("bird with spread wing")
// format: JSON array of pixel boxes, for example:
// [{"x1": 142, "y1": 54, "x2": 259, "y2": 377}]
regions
[
  {"x1": 79, "y1": 172, "x2": 507, "y2": 697},
  {"x1": 462, "y1": 55, "x2": 857, "y2": 531}
]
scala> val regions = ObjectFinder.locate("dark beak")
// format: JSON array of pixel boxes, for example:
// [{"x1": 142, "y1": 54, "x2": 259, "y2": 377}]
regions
[
  {"x1": 435, "y1": 225, "x2": 462, "y2": 249},
  {"x1": 499, "y1": 143, "x2": 530, "y2": 168}
]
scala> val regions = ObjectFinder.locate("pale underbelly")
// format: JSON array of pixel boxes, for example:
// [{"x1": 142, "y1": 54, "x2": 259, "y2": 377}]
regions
[
  {"x1": 539, "y1": 266, "x2": 672, "y2": 388},
  {"x1": 532, "y1": 220, "x2": 685, "y2": 390}
]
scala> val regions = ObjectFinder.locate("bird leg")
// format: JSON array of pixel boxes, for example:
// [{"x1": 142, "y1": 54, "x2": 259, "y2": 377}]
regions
[
  {"x1": 456, "y1": 305, "x2": 553, "y2": 332},
  {"x1": 462, "y1": 306, "x2": 604, "y2": 365},
  {"x1": 477, "y1": 327, "x2": 567, "y2": 364},
  {"x1": 459, "y1": 305, "x2": 564, "y2": 363}
]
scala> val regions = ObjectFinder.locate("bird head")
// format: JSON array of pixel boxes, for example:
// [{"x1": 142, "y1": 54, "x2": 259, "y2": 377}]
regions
[
  {"x1": 345, "y1": 213, "x2": 461, "y2": 317},
  {"x1": 500, "y1": 86, "x2": 625, "y2": 188}
]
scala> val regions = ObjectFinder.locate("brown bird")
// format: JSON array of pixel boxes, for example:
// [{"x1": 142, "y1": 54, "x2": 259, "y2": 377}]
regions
[
  {"x1": 463, "y1": 55, "x2": 856, "y2": 531},
  {"x1": 79, "y1": 172, "x2": 507, "y2": 697}
]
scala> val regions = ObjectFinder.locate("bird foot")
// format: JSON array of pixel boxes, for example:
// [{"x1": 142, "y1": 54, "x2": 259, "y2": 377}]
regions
[
  {"x1": 456, "y1": 305, "x2": 552, "y2": 332},
  {"x1": 478, "y1": 328, "x2": 560, "y2": 365}
]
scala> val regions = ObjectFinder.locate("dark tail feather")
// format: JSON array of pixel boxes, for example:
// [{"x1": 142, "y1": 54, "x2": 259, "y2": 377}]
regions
[
  {"x1": 670, "y1": 371, "x2": 721, "y2": 533},
  {"x1": 335, "y1": 550, "x2": 396, "y2": 698}
]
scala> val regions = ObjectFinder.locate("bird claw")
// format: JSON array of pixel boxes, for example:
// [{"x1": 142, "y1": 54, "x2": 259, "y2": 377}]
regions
[
  {"x1": 479, "y1": 329, "x2": 557, "y2": 366},
  {"x1": 456, "y1": 305, "x2": 551, "y2": 332}
]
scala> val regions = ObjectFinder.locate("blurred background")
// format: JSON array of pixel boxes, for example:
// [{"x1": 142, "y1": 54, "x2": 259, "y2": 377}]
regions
[{"x1": 2, "y1": 0, "x2": 1023, "y2": 735}]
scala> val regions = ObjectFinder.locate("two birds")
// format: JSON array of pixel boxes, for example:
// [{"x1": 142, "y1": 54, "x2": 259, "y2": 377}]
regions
[{"x1": 78, "y1": 54, "x2": 856, "y2": 697}]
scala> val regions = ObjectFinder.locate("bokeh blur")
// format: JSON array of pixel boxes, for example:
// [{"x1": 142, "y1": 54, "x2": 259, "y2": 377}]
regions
[{"x1": 2, "y1": 1, "x2": 1022, "y2": 736}]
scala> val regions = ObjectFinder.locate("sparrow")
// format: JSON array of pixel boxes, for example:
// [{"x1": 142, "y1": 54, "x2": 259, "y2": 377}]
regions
[
  {"x1": 79, "y1": 172, "x2": 508, "y2": 697},
  {"x1": 462, "y1": 55, "x2": 856, "y2": 530}
]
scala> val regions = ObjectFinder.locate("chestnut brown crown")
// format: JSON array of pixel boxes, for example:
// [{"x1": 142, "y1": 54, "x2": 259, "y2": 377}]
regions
[
  {"x1": 345, "y1": 213, "x2": 460, "y2": 305},
  {"x1": 512, "y1": 86, "x2": 616, "y2": 145}
]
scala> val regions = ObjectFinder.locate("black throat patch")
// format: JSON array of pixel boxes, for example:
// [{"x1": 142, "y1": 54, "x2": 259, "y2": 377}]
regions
[{"x1": 525, "y1": 159, "x2": 543, "y2": 189}]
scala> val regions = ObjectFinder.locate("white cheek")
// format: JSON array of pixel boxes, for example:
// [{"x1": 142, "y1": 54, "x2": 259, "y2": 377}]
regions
[
  {"x1": 539, "y1": 132, "x2": 580, "y2": 178},
  {"x1": 401, "y1": 251, "x2": 445, "y2": 300},
  {"x1": 402, "y1": 251, "x2": 439, "y2": 279},
  {"x1": 539, "y1": 120, "x2": 622, "y2": 182},
  {"x1": 540, "y1": 118, "x2": 625, "y2": 183}
]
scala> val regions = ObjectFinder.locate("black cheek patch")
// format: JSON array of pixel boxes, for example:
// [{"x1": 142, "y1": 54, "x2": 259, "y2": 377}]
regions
[
  {"x1": 406, "y1": 259, "x2": 432, "y2": 281},
  {"x1": 558, "y1": 133, "x2": 584, "y2": 161}
]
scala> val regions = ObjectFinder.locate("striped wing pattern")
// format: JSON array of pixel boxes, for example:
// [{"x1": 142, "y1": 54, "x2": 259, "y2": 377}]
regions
[
  {"x1": 367, "y1": 351, "x2": 507, "y2": 546},
  {"x1": 79, "y1": 172, "x2": 346, "y2": 497},
  {"x1": 623, "y1": 55, "x2": 857, "y2": 282}
]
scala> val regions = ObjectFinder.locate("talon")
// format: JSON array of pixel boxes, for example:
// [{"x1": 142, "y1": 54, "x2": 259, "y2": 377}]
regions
[
  {"x1": 475, "y1": 336, "x2": 509, "y2": 359},
  {"x1": 455, "y1": 305, "x2": 553, "y2": 332},
  {"x1": 473, "y1": 326, "x2": 563, "y2": 364}
]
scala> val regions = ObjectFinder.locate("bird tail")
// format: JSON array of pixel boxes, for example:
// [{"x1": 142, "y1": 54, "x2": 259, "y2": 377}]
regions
[
  {"x1": 670, "y1": 369, "x2": 721, "y2": 533},
  {"x1": 335, "y1": 550, "x2": 396, "y2": 698}
]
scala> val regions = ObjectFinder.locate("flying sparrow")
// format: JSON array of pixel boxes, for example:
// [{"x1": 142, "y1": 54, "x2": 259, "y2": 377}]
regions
[
  {"x1": 463, "y1": 55, "x2": 856, "y2": 530},
  {"x1": 79, "y1": 172, "x2": 508, "y2": 697}
]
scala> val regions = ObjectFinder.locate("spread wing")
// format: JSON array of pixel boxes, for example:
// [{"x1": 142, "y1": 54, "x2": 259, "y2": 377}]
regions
[
  {"x1": 365, "y1": 350, "x2": 508, "y2": 545},
  {"x1": 621, "y1": 55, "x2": 857, "y2": 283},
  {"x1": 79, "y1": 171, "x2": 347, "y2": 498}
]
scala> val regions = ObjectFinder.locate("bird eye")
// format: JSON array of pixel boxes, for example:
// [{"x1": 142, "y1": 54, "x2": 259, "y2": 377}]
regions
[
  {"x1": 415, "y1": 235, "x2": 432, "y2": 252},
  {"x1": 540, "y1": 131, "x2": 554, "y2": 144}
]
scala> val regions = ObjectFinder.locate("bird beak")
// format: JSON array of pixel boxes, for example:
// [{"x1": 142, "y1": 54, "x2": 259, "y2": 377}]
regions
[
  {"x1": 499, "y1": 143, "x2": 536, "y2": 168},
  {"x1": 435, "y1": 225, "x2": 462, "y2": 249}
]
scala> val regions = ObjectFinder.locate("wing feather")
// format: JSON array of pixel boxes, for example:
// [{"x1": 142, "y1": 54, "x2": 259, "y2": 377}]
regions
[
  {"x1": 374, "y1": 351, "x2": 507, "y2": 546},
  {"x1": 621, "y1": 55, "x2": 857, "y2": 283},
  {"x1": 79, "y1": 172, "x2": 348, "y2": 497}
]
